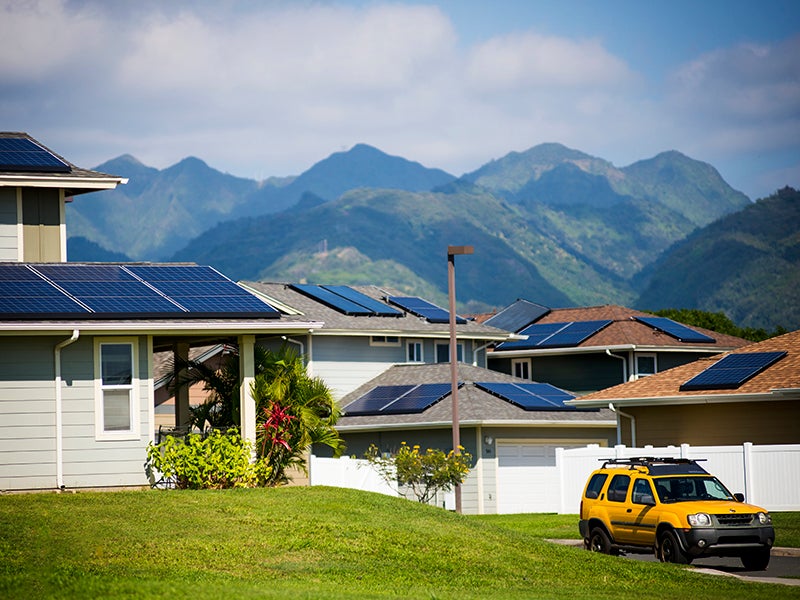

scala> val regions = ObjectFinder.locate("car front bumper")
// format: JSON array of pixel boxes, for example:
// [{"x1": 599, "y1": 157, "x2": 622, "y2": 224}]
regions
[{"x1": 676, "y1": 525, "x2": 775, "y2": 557}]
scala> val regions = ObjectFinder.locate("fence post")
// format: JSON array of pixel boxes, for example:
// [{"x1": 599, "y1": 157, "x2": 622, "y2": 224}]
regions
[
  {"x1": 615, "y1": 444, "x2": 626, "y2": 458},
  {"x1": 743, "y1": 442, "x2": 754, "y2": 503},
  {"x1": 556, "y1": 447, "x2": 565, "y2": 514},
  {"x1": 680, "y1": 443, "x2": 690, "y2": 459}
]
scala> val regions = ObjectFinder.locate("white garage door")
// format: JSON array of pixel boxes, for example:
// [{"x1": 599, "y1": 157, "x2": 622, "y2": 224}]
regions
[{"x1": 496, "y1": 443, "x2": 561, "y2": 514}]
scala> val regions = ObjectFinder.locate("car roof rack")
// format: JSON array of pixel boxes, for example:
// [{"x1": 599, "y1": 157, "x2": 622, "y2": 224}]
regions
[{"x1": 599, "y1": 457, "x2": 709, "y2": 475}]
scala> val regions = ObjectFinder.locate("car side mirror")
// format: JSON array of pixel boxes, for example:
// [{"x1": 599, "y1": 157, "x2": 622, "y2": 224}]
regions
[
  {"x1": 586, "y1": 490, "x2": 599, "y2": 499},
  {"x1": 734, "y1": 493, "x2": 745, "y2": 502}
]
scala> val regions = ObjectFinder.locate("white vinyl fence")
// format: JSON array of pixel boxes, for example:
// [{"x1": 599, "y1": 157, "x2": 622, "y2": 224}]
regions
[{"x1": 310, "y1": 443, "x2": 800, "y2": 514}]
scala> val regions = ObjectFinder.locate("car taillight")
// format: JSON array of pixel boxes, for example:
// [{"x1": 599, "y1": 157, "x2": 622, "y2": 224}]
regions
[{"x1": 580, "y1": 499, "x2": 584, "y2": 516}]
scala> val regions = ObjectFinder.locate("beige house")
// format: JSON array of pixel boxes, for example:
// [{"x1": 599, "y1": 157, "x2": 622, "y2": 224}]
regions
[{"x1": 570, "y1": 330, "x2": 800, "y2": 446}]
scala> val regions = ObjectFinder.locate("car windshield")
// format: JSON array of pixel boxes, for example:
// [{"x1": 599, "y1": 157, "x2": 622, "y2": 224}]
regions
[{"x1": 654, "y1": 476, "x2": 734, "y2": 503}]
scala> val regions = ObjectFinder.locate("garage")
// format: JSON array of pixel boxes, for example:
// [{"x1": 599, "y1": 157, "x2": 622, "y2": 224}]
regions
[{"x1": 496, "y1": 442, "x2": 563, "y2": 514}]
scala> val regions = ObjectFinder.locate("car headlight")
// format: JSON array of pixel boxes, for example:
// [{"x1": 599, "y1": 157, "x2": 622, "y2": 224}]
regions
[
  {"x1": 757, "y1": 512, "x2": 771, "y2": 525},
  {"x1": 688, "y1": 513, "x2": 712, "y2": 527}
]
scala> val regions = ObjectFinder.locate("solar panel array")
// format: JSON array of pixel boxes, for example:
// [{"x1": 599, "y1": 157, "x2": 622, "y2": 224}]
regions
[
  {"x1": 387, "y1": 296, "x2": 466, "y2": 324},
  {"x1": 0, "y1": 137, "x2": 71, "y2": 173},
  {"x1": 483, "y1": 300, "x2": 550, "y2": 333},
  {"x1": 634, "y1": 316, "x2": 715, "y2": 343},
  {"x1": 290, "y1": 284, "x2": 402, "y2": 317},
  {"x1": 475, "y1": 381, "x2": 576, "y2": 411},
  {"x1": 680, "y1": 351, "x2": 787, "y2": 391},
  {"x1": 0, "y1": 264, "x2": 280, "y2": 319},
  {"x1": 495, "y1": 320, "x2": 612, "y2": 350},
  {"x1": 342, "y1": 383, "x2": 454, "y2": 416}
]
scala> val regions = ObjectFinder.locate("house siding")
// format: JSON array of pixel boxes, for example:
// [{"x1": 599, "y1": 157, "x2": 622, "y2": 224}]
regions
[
  {"x1": 0, "y1": 187, "x2": 18, "y2": 261},
  {"x1": 0, "y1": 335, "x2": 152, "y2": 491},
  {"x1": 490, "y1": 353, "x2": 624, "y2": 394},
  {"x1": 628, "y1": 402, "x2": 800, "y2": 447}
]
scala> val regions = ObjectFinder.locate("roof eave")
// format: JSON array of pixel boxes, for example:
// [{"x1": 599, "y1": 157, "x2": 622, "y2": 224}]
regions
[
  {"x1": 0, "y1": 320, "x2": 325, "y2": 336},
  {"x1": 0, "y1": 174, "x2": 128, "y2": 193},
  {"x1": 490, "y1": 344, "x2": 733, "y2": 357},
  {"x1": 335, "y1": 418, "x2": 617, "y2": 432},
  {"x1": 568, "y1": 390, "x2": 799, "y2": 408}
]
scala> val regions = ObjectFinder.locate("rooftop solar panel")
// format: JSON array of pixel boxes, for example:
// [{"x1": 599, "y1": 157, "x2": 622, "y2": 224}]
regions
[
  {"x1": 635, "y1": 316, "x2": 715, "y2": 343},
  {"x1": 381, "y1": 383, "x2": 452, "y2": 414},
  {"x1": 387, "y1": 296, "x2": 466, "y2": 324},
  {"x1": 290, "y1": 283, "x2": 374, "y2": 316},
  {"x1": 475, "y1": 381, "x2": 576, "y2": 411},
  {"x1": 483, "y1": 300, "x2": 550, "y2": 333},
  {"x1": 0, "y1": 137, "x2": 71, "y2": 173},
  {"x1": 342, "y1": 385, "x2": 416, "y2": 416},
  {"x1": 538, "y1": 320, "x2": 612, "y2": 348},
  {"x1": 680, "y1": 351, "x2": 788, "y2": 391},
  {"x1": 321, "y1": 285, "x2": 403, "y2": 317}
]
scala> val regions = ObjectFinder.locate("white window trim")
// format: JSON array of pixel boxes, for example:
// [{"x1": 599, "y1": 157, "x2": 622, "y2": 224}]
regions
[
  {"x1": 511, "y1": 358, "x2": 531, "y2": 381},
  {"x1": 406, "y1": 339, "x2": 424, "y2": 363},
  {"x1": 634, "y1": 352, "x2": 658, "y2": 379},
  {"x1": 94, "y1": 337, "x2": 140, "y2": 441},
  {"x1": 434, "y1": 341, "x2": 464, "y2": 363},
  {"x1": 369, "y1": 335, "x2": 401, "y2": 347}
]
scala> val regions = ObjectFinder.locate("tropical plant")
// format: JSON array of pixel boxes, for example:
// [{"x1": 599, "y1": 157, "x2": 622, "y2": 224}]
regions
[
  {"x1": 251, "y1": 347, "x2": 345, "y2": 485},
  {"x1": 365, "y1": 442, "x2": 472, "y2": 504}
]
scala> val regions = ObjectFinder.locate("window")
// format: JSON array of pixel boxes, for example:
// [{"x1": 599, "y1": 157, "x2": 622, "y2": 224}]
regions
[
  {"x1": 407, "y1": 340, "x2": 423, "y2": 362},
  {"x1": 607, "y1": 474, "x2": 631, "y2": 502},
  {"x1": 511, "y1": 358, "x2": 531, "y2": 380},
  {"x1": 370, "y1": 335, "x2": 401, "y2": 347},
  {"x1": 584, "y1": 473, "x2": 608, "y2": 499},
  {"x1": 435, "y1": 342, "x2": 463, "y2": 363},
  {"x1": 635, "y1": 354, "x2": 657, "y2": 378},
  {"x1": 631, "y1": 479, "x2": 655, "y2": 505},
  {"x1": 95, "y1": 339, "x2": 139, "y2": 439}
]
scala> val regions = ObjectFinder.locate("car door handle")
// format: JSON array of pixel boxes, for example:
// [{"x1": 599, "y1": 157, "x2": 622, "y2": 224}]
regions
[{"x1": 627, "y1": 509, "x2": 632, "y2": 513}]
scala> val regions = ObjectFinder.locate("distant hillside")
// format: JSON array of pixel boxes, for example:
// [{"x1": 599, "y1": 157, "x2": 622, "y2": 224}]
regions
[
  {"x1": 66, "y1": 145, "x2": 455, "y2": 260},
  {"x1": 67, "y1": 236, "x2": 131, "y2": 262},
  {"x1": 636, "y1": 187, "x2": 800, "y2": 330}
]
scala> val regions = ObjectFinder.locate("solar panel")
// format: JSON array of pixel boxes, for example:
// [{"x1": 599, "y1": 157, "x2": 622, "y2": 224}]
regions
[
  {"x1": 539, "y1": 320, "x2": 612, "y2": 348},
  {"x1": 680, "y1": 351, "x2": 788, "y2": 391},
  {"x1": 321, "y1": 285, "x2": 403, "y2": 317},
  {"x1": 635, "y1": 316, "x2": 715, "y2": 343},
  {"x1": 381, "y1": 383, "x2": 452, "y2": 414},
  {"x1": 387, "y1": 296, "x2": 466, "y2": 324},
  {"x1": 475, "y1": 381, "x2": 576, "y2": 411},
  {"x1": 342, "y1": 385, "x2": 416, "y2": 416},
  {"x1": 0, "y1": 263, "x2": 280, "y2": 319},
  {"x1": 290, "y1": 283, "x2": 374, "y2": 316},
  {"x1": 484, "y1": 300, "x2": 550, "y2": 333},
  {"x1": 0, "y1": 137, "x2": 71, "y2": 173}
]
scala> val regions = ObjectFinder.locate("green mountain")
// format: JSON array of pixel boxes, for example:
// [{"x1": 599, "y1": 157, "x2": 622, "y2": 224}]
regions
[{"x1": 636, "y1": 187, "x2": 800, "y2": 330}]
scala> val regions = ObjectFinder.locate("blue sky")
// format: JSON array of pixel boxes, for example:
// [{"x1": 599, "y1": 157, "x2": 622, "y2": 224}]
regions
[{"x1": 2, "y1": 0, "x2": 798, "y2": 199}]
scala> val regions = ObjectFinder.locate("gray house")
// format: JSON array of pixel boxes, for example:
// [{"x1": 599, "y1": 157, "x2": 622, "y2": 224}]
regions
[
  {"x1": 0, "y1": 133, "x2": 321, "y2": 491},
  {"x1": 330, "y1": 362, "x2": 616, "y2": 514}
]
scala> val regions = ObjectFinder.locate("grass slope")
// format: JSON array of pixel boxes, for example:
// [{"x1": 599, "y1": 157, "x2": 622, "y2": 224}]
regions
[{"x1": 0, "y1": 487, "x2": 794, "y2": 599}]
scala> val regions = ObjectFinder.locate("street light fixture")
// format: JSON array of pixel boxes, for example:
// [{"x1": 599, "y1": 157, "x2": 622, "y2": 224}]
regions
[{"x1": 448, "y1": 244, "x2": 473, "y2": 514}]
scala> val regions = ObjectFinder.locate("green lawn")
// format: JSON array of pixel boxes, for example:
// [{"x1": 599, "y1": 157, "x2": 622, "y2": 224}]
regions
[{"x1": 0, "y1": 487, "x2": 796, "y2": 599}]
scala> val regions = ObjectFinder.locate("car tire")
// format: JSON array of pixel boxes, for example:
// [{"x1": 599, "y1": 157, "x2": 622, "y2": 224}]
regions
[
  {"x1": 658, "y1": 530, "x2": 691, "y2": 564},
  {"x1": 740, "y1": 549, "x2": 770, "y2": 571},
  {"x1": 588, "y1": 527, "x2": 617, "y2": 555}
]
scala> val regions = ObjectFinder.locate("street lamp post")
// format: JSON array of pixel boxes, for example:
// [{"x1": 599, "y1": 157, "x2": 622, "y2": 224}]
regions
[{"x1": 447, "y1": 244, "x2": 473, "y2": 514}]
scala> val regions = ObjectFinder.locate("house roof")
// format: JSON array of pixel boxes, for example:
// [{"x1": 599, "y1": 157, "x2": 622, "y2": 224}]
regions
[
  {"x1": 335, "y1": 363, "x2": 615, "y2": 431},
  {"x1": 0, "y1": 132, "x2": 127, "y2": 195},
  {"x1": 242, "y1": 281, "x2": 512, "y2": 341},
  {"x1": 490, "y1": 303, "x2": 749, "y2": 355},
  {"x1": 571, "y1": 329, "x2": 800, "y2": 407}
]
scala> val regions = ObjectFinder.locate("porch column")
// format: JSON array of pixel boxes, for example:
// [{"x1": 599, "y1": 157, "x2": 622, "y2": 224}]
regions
[
  {"x1": 239, "y1": 335, "x2": 257, "y2": 445},
  {"x1": 173, "y1": 341, "x2": 191, "y2": 428}
]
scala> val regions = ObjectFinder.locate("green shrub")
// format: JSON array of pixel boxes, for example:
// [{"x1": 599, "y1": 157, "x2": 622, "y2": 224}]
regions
[{"x1": 146, "y1": 428, "x2": 271, "y2": 489}]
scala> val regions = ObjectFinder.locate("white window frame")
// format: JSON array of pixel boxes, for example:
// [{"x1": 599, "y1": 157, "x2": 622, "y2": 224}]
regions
[
  {"x1": 369, "y1": 335, "x2": 401, "y2": 347},
  {"x1": 511, "y1": 358, "x2": 531, "y2": 380},
  {"x1": 635, "y1": 353, "x2": 658, "y2": 379},
  {"x1": 406, "y1": 339, "x2": 423, "y2": 363},
  {"x1": 435, "y1": 341, "x2": 464, "y2": 363},
  {"x1": 94, "y1": 337, "x2": 140, "y2": 440}
]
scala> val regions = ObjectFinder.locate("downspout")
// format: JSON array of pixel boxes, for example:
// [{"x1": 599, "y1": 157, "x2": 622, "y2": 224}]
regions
[
  {"x1": 606, "y1": 349, "x2": 628, "y2": 383},
  {"x1": 281, "y1": 336, "x2": 305, "y2": 364},
  {"x1": 608, "y1": 402, "x2": 636, "y2": 448},
  {"x1": 55, "y1": 330, "x2": 80, "y2": 489},
  {"x1": 472, "y1": 341, "x2": 492, "y2": 367}
]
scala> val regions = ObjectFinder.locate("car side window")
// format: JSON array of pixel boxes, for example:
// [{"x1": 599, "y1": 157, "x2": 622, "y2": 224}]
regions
[
  {"x1": 631, "y1": 479, "x2": 655, "y2": 505},
  {"x1": 607, "y1": 475, "x2": 631, "y2": 502},
  {"x1": 585, "y1": 473, "x2": 608, "y2": 499}
]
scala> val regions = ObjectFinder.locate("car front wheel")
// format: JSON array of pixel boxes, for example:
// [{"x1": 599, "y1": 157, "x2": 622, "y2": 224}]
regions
[
  {"x1": 741, "y1": 548, "x2": 770, "y2": 571},
  {"x1": 658, "y1": 530, "x2": 691, "y2": 564},
  {"x1": 589, "y1": 527, "x2": 617, "y2": 555}
]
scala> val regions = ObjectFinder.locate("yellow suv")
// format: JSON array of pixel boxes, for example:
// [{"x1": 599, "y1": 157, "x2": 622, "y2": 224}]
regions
[{"x1": 579, "y1": 457, "x2": 774, "y2": 570}]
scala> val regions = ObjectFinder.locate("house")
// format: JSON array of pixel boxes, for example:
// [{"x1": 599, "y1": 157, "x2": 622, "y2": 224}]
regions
[
  {"x1": 0, "y1": 133, "x2": 322, "y2": 491},
  {"x1": 485, "y1": 301, "x2": 750, "y2": 394},
  {"x1": 327, "y1": 362, "x2": 617, "y2": 514},
  {"x1": 568, "y1": 329, "x2": 800, "y2": 446},
  {"x1": 240, "y1": 281, "x2": 512, "y2": 400}
]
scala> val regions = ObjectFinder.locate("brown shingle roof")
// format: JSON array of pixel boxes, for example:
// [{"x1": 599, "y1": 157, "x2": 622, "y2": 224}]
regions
[{"x1": 573, "y1": 329, "x2": 800, "y2": 404}]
